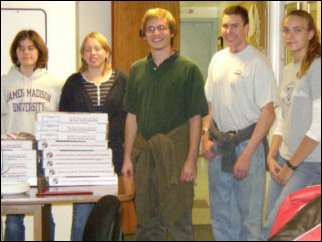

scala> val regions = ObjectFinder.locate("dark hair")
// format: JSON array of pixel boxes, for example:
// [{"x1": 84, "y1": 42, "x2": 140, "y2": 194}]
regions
[
  {"x1": 285, "y1": 10, "x2": 321, "y2": 78},
  {"x1": 10, "y1": 30, "x2": 48, "y2": 69},
  {"x1": 223, "y1": 5, "x2": 249, "y2": 26}
]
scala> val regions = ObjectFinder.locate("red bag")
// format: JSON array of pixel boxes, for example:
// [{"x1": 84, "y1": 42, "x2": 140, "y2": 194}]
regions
[{"x1": 269, "y1": 185, "x2": 321, "y2": 241}]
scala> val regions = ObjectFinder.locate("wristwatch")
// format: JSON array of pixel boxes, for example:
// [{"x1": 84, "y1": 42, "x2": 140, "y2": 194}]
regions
[
  {"x1": 286, "y1": 161, "x2": 298, "y2": 171},
  {"x1": 202, "y1": 127, "x2": 209, "y2": 135}
]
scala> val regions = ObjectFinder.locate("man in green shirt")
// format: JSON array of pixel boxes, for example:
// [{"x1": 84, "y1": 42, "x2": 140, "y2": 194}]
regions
[{"x1": 122, "y1": 8, "x2": 208, "y2": 241}]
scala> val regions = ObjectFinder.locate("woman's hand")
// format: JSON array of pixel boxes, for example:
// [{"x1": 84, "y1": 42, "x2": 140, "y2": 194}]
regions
[
  {"x1": 277, "y1": 165, "x2": 294, "y2": 186},
  {"x1": 267, "y1": 157, "x2": 282, "y2": 183}
]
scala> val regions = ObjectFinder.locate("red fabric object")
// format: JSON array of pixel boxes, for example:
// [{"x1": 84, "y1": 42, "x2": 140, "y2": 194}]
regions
[
  {"x1": 295, "y1": 224, "x2": 321, "y2": 241},
  {"x1": 269, "y1": 185, "x2": 321, "y2": 238}
]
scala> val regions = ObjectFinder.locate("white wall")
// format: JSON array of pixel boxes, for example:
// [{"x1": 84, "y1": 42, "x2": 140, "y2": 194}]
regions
[
  {"x1": 1, "y1": 1, "x2": 77, "y2": 81},
  {"x1": 77, "y1": 1, "x2": 112, "y2": 69}
]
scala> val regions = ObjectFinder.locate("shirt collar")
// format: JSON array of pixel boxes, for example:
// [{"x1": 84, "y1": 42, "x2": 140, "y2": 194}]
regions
[{"x1": 147, "y1": 51, "x2": 179, "y2": 68}]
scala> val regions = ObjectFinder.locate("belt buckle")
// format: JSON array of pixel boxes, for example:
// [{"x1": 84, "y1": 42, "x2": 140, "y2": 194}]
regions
[{"x1": 228, "y1": 130, "x2": 238, "y2": 136}]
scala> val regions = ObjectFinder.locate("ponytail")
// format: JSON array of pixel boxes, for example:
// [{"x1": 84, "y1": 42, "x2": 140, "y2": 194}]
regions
[{"x1": 286, "y1": 10, "x2": 321, "y2": 78}]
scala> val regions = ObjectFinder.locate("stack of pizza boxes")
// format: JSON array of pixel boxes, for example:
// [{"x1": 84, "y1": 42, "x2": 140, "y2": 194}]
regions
[
  {"x1": 1, "y1": 136, "x2": 37, "y2": 186},
  {"x1": 35, "y1": 112, "x2": 117, "y2": 186}
]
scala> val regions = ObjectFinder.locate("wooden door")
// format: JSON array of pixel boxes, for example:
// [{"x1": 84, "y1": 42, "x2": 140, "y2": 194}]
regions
[{"x1": 112, "y1": 1, "x2": 180, "y2": 74}]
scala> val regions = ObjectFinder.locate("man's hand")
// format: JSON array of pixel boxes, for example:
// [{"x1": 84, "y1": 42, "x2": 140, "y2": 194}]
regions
[
  {"x1": 121, "y1": 157, "x2": 134, "y2": 179},
  {"x1": 202, "y1": 138, "x2": 216, "y2": 160},
  {"x1": 233, "y1": 151, "x2": 252, "y2": 180},
  {"x1": 180, "y1": 160, "x2": 197, "y2": 183}
]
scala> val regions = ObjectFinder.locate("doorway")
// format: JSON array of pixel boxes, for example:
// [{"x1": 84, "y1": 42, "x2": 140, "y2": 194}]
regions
[{"x1": 180, "y1": 18, "x2": 217, "y2": 81}]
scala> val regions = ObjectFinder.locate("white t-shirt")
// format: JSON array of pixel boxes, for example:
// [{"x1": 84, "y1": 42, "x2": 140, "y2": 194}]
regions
[
  {"x1": 205, "y1": 45, "x2": 277, "y2": 132},
  {"x1": 276, "y1": 58, "x2": 321, "y2": 162}
]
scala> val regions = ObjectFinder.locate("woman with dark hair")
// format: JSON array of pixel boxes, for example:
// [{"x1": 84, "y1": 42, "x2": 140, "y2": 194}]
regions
[
  {"x1": 262, "y1": 10, "x2": 321, "y2": 240},
  {"x1": 1, "y1": 29, "x2": 63, "y2": 240}
]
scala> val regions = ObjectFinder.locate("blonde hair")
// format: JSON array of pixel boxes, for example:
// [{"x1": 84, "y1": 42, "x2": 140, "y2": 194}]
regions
[
  {"x1": 140, "y1": 8, "x2": 177, "y2": 47},
  {"x1": 285, "y1": 10, "x2": 321, "y2": 78},
  {"x1": 79, "y1": 32, "x2": 112, "y2": 74}
]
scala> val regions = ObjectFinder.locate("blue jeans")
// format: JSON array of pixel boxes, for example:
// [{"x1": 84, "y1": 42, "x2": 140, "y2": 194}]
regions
[
  {"x1": 71, "y1": 203, "x2": 95, "y2": 241},
  {"x1": 208, "y1": 140, "x2": 266, "y2": 241},
  {"x1": 5, "y1": 207, "x2": 55, "y2": 241},
  {"x1": 261, "y1": 155, "x2": 321, "y2": 240}
]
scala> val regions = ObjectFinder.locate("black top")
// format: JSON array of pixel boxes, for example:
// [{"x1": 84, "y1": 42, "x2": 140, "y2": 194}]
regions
[
  {"x1": 59, "y1": 68, "x2": 128, "y2": 174},
  {"x1": 81, "y1": 70, "x2": 116, "y2": 112}
]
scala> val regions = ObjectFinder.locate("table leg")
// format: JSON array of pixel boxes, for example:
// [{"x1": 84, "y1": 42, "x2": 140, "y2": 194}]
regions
[
  {"x1": 33, "y1": 205, "x2": 50, "y2": 241},
  {"x1": 1, "y1": 204, "x2": 50, "y2": 241}
]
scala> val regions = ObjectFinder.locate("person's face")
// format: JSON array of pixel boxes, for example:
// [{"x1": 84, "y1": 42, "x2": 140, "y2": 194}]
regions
[
  {"x1": 221, "y1": 14, "x2": 249, "y2": 52},
  {"x1": 144, "y1": 17, "x2": 173, "y2": 51},
  {"x1": 83, "y1": 37, "x2": 108, "y2": 69},
  {"x1": 283, "y1": 15, "x2": 314, "y2": 57},
  {"x1": 16, "y1": 38, "x2": 39, "y2": 68}
]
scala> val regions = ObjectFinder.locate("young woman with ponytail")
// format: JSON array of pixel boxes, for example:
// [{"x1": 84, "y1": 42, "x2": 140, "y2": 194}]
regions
[{"x1": 262, "y1": 10, "x2": 321, "y2": 240}]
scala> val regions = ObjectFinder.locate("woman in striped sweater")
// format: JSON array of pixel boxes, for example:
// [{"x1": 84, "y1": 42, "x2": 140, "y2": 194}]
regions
[{"x1": 59, "y1": 32, "x2": 128, "y2": 241}]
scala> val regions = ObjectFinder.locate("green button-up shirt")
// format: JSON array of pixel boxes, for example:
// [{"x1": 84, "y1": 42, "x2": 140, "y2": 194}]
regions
[{"x1": 124, "y1": 52, "x2": 208, "y2": 139}]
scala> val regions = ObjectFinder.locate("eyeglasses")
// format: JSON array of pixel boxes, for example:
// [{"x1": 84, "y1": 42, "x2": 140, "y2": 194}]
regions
[{"x1": 146, "y1": 25, "x2": 168, "y2": 34}]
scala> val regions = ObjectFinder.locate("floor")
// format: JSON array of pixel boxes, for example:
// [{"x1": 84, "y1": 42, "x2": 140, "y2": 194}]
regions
[{"x1": 124, "y1": 157, "x2": 215, "y2": 241}]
